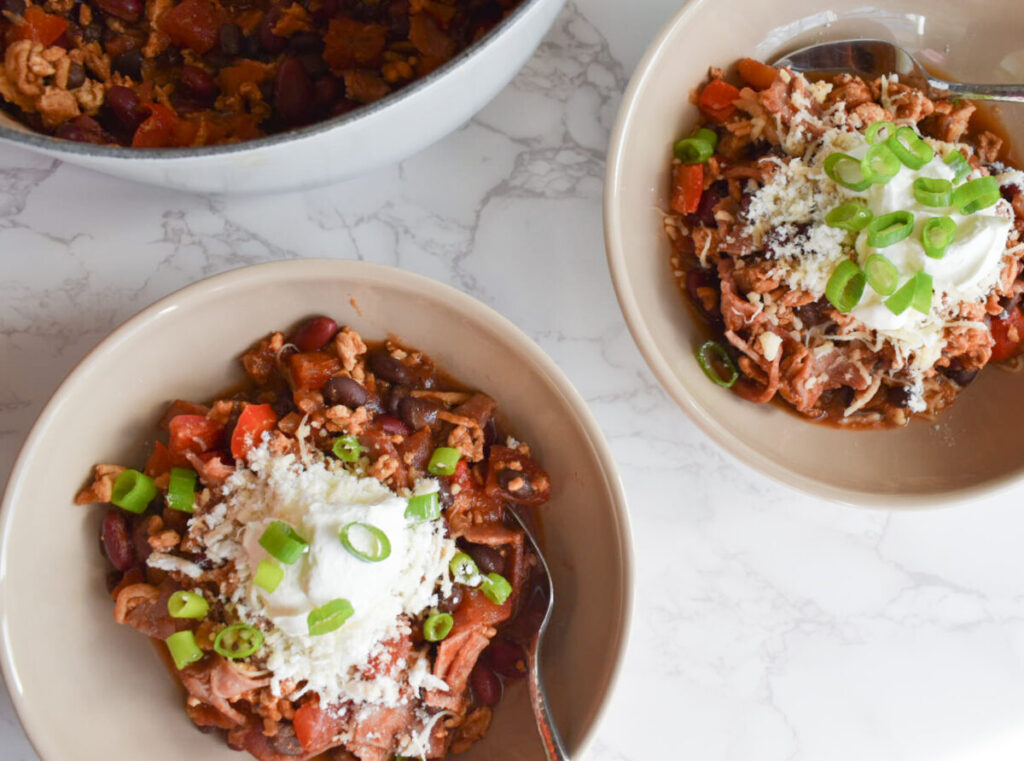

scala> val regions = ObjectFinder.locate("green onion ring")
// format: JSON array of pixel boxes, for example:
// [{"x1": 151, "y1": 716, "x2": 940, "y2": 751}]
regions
[
  {"x1": 110, "y1": 469, "x2": 157, "y2": 514},
  {"x1": 912, "y1": 271, "x2": 934, "y2": 314},
  {"x1": 480, "y1": 573, "x2": 513, "y2": 605},
  {"x1": 258, "y1": 520, "x2": 308, "y2": 565},
  {"x1": 884, "y1": 277, "x2": 916, "y2": 315},
  {"x1": 866, "y1": 210, "x2": 915, "y2": 248},
  {"x1": 913, "y1": 177, "x2": 953, "y2": 208},
  {"x1": 861, "y1": 142, "x2": 901, "y2": 184},
  {"x1": 886, "y1": 126, "x2": 934, "y2": 170},
  {"x1": 944, "y1": 150, "x2": 972, "y2": 183},
  {"x1": 952, "y1": 176, "x2": 1001, "y2": 214},
  {"x1": 696, "y1": 340, "x2": 739, "y2": 388},
  {"x1": 332, "y1": 435, "x2": 363, "y2": 463},
  {"x1": 167, "y1": 590, "x2": 209, "y2": 619},
  {"x1": 423, "y1": 612, "x2": 454, "y2": 642},
  {"x1": 825, "y1": 260, "x2": 867, "y2": 313},
  {"x1": 253, "y1": 558, "x2": 284, "y2": 593},
  {"x1": 450, "y1": 552, "x2": 481, "y2": 586},
  {"x1": 427, "y1": 447, "x2": 461, "y2": 477},
  {"x1": 825, "y1": 201, "x2": 873, "y2": 232},
  {"x1": 214, "y1": 623, "x2": 264, "y2": 658},
  {"x1": 167, "y1": 467, "x2": 198, "y2": 514},
  {"x1": 673, "y1": 137, "x2": 714, "y2": 164},
  {"x1": 864, "y1": 120, "x2": 897, "y2": 145},
  {"x1": 824, "y1": 152, "x2": 872, "y2": 191},
  {"x1": 339, "y1": 521, "x2": 392, "y2": 563},
  {"x1": 166, "y1": 630, "x2": 204, "y2": 671},
  {"x1": 405, "y1": 491, "x2": 441, "y2": 522},
  {"x1": 307, "y1": 599, "x2": 354, "y2": 637},
  {"x1": 864, "y1": 254, "x2": 899, "y2": 296},
  {"x1": 921, "y1": 216, "x2": 957, "y2": 259}
]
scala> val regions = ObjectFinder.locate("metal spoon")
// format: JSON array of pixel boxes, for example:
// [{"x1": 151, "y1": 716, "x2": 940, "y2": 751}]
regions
[
  {"x1": 505, "y1": 507, "x2": 569, "y2": 761},
  {"x1": 772, "y1": 39, "x2": 1024, "y2": 103}
]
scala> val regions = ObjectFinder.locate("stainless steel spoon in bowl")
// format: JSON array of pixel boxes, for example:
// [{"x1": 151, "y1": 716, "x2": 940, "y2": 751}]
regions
[
  {"x1": 772, "y1": 39, "x2": 1024, "y2": 103},
  {"x1": 504, "y1": 507, "x2": 569, "y2": 761}
]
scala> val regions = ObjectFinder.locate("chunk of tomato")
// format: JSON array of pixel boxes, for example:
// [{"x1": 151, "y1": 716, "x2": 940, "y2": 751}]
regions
[
  {"x1": 293, "y1": 699, "x2": 344, "y2": 753},
  {"x1": 230, "y1": 404, "x2": 278, "y2": 461},
  {"x1": 990, "y1": 305, "x2": 1024, "y2": 362},
  {"x1": 157, "y1": 0, "x2": 221, "y2": 53},
  {"x1": 167, "y1": 414, "x2": 223, "y2": 456}
]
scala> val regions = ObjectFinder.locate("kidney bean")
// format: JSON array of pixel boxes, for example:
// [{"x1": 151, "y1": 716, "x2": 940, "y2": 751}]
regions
[
  {"x1": 180, "y1": 65, "x2": 217, "y2": 102},
  {"x1": 376, "y1": 414, "x2": 411, "y2": 436},
  {"x1": 275, "y1": 57, "x2": 315, "y2": 126},
  {"x1": 694, "y1": 179, "x2": 726, "y2": 228},
  {"x1": 398, "y1": 396, "x2": 439, "y2": 430},
  {"x1": 486, "y1": 638, "x2": 528, "y2": 680},
  {"x1": 106, "y1": 85, "x2": 145, "y2": 131},
  {"x1": 367, "y1": 349, "x2": 412, "y2": 384},
  {"x1": 55, "y1": 115, "x2": 106, "y2": 144},
  {"x1": 105, "y1": 569, "x2": 122, "y2": 593},
  {"x1": 436, "y1": 584, "x2": 463, "y2": 613},
  {"x1": 466, "y1": 544, "x2": 505, "y2": 576},
  {"x1": 94, "y1": 0, "x2": 142, "y2": 21},
  {"x1": 291, "y1": 316, "x2": 337, "y2": 351},
  {"x1": 218, "y1": 22, "x2": 243, "y2": 56},
  {"x1": 313, "y1": 76, "x2": 340, "y2": 110},
  {"x1": 469, "y1": 663, "x2": 502, "y2": 707},
  {"x1": 298, "y1": 51, "x2": 327, "y2": 79},
  {"x1": 267, "y1": 725, "x2": 303, "y2": 756},
  {"x1": 258, "y1": 12, "x2": 287, "y2": 54},
  {"x1": 112, "y1": 49, "x2": 143, "y2": 81},
  {"x1": 102, "y1": 509, "x2": 136, "y2": 572},
  {"x1": 323, "y1": 376, "x2": 368, "y2": 408}
]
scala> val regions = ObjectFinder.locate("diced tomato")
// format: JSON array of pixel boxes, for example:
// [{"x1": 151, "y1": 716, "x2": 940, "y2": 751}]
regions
[
  {"x1": 158, "y1": 399, "x2": 210, "y2": 429},
  {"x1": 454, "y1": 587, "x2": 513, "y2": 633},
  {"x1": 157, "y1": 0, "x2": 222, "y2": 53},
  {"x1": 167, "y1": 414, "x2": 223, "y2": 456},
  {"x1": 288, "y1": 352, "x2": 342, "y2": 391},
  {"x1": 670, "y1": 163, "x2": 704, "y2": 215},
  {"x1": 144, "y1": 440, "x2": 191, "y2": 476},
  {"x1": 736, "y1": 58, "x2": 778, "y2": 91},
  {"x1": 697, "y1": 78, "x2": 740, "y2": 123},
  {"x1": 990, "y1": 306, "x2": 1024, "y2": 362},
  {"x1": 230, "y1": 404, "x2": 279, "y2": 461},
  {"x1": 8, "y1": 7, "x2": 68, "y2": 45},
  {"x1": 293, "y1": 699, "x2": 344, "y2": 753},
  {"x1": 132, "y1": 103, "x2": 197, "y2": 148}
]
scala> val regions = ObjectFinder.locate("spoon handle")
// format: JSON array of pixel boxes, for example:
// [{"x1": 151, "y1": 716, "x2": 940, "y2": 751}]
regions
[
  {"x1": 928, "y1": 78, "x2": 1024, "y2": 103},
  {"x1": 528, "y1": 647, "x2": 570, "y2": 761}
]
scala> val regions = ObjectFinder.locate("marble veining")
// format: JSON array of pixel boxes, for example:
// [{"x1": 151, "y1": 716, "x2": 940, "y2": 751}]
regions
[{"x1": 5, "y1": 2, "x2": 1024, "y2": 759}]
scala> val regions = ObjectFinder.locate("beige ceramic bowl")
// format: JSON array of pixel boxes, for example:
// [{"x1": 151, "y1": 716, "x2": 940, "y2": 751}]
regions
[
  {"x1": 605, "y1": 0, "x2": 1024, "y2": 507},
  {"x1": 0, "y1": 260, "x2": 632, "y2": 761}
]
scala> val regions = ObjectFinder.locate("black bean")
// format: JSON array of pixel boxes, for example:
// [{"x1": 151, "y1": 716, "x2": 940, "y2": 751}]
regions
[
  {"x1": 202, "y1": 50, "x2": 231, "y2": 70},
  {"x1": 81, "y1": 23, "x2": 103, "y2": 42},
  {"x1": 886, "y1": 385, "x2": 910, "y2": 409},
  {"x1": 940, "y1": 364, "x2": 978, "y2": 388},
  {"x1": 243, "y1": 33, "x2": 262, "y2": 59},
  {"x1": 498, "y1": 468, "x2": 533, "y2": 499},
  {"x1": 298, "y1": 51, "x2": 327, "y2": 79},
  {"x1": 436, "y1": 585, "x2": 463, "y2": 614},
  {"x1": 112, "y1": 49, "x2": 143, "y2": 81},
  {"x1": 218, "y1": 22, "x2": 243, "y2": 57},
  {"x1": 466, "y1": 544, "x2": 505, "y2": 576},
  {"x1": 3, "y1": 0, "x2": 26, "y2": 15},
  {"x1": 366, "y1": 349, "x2": 412, "y2": 384},
  {"x1": 288, "y1": 30, "x2": 321, "y2": 52},
  {"x1": 66, "y1": 63, "x2": 86, "y2": 89},
  {"x1": 258, "y1": 13, "x2": 287, "y2": 54},
  {"x1": 323, "y1": 376, "x2": 369, "y2": 408},
  {"x1": 313, "y1": 76, "x2": 340, "y2": 110},
  {"x1": 398, "y1": 396, "x2": 439, "y2": 430},
  {"x1": 156, "y1": 45, "x2": 182, "y2": 68}
]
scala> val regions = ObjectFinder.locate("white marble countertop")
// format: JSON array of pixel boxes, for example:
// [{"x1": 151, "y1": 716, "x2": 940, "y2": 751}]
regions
[{"x1": 5, "y1": 1, "x2": 1024, "y2": 759}]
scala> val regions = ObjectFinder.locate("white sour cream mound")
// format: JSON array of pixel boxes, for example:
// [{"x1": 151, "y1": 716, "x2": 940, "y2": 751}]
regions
[
  {"x1": 214, "y1": 444, "x2": 457, "y2": 705},
  {"x1": 744, "y1": 126, "x2": 1018, "y2": 383}
]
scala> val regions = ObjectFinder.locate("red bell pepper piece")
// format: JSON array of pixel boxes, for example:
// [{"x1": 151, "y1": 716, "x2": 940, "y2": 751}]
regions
[
  {"x1": 167, "y1": 414, "x2": 223, "y2": 456},
  {"x1": 230, "y1": 404, "x2": 279, "y2": 460},
  {"x1": 697, "y1": 79, "x2": 740, "y2": 123},
  {"x1": 670, "y1": 163, "x2": 704, "y2": 215}
]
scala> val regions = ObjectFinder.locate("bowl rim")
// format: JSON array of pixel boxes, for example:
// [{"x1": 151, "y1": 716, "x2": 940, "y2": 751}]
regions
[
  {"x1": 0, "y1": 258, "x2": 635, "y2": 760},
  {"x1": 603, "y1": 0, "x2": 1022, "y2": 509},
  {"x1": 0, "y1": 0, "x2": 551, "y2": 161}
]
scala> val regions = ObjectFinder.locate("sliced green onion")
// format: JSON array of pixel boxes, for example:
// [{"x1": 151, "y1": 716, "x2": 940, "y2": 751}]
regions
[
  {"x1": 864, "y1": 120, "x2": 897, "y2": 145},
  {"x1": 824, "y1": 152, "x2": 871, "y2": 191},
  {"x1": 167, "y1": 467, "x2": 198, "y2": 513},
  {"x1": 673, "y1": 136, "x2": 714, "y2": 164},
  {"x1": 480, "y1": 573, "x2": 513, "y2": 605},
  {"x1": 214, "y1": 623, "x2": 264, "y2": 658},
  {"x1": 861, "y1": 142, "x2": 901, "y2": 184},
  {"x1": 167, "y1": 590, "x2": 209, "y2": 619},
  {"x1": 253, "y1": 558, "x2": 284, "y2": 593},
  {"x1": 886, "y1": 126, "x2": 934, "y2": 170},
  {"x1": 866, "y1": 210, "x2": 915, "y2": 248},
  {"x1": 921, "y1": 216, "x2": 957, "y2": 259},
  {"x1": 307, "y1": 598, "x2": 354, "y2": 636},
  {"x1": 884, "y1": 277, "x2": 916, "y2": 315},
  {"x1": 912, "y1": 177, "x2": 953, "y2": 208},
  {"x1": 427, "y1": 447, "x2": 461, "y2": 477},
  {"x1": 825, "y1": 201, "x2": 873, "y2": 232},
  {"x1": 952, "y1": 176, "x2": 1000, "y2": 214},
  {"x1": 944, "y1": 150, "x2": 971, "y2": 183},
  {"x1": 258, "y1": 521, "x2": 308, "y2": 565},
  {"x1": 696, "y1": 340, "x2": 738, "y2": 388},
  {"x1": 912, "y1": 271, "x2": 933, "y2": 314},
  {"x1": 332, "y1": 435, "x2": 363, "y2": 463},
  {"x1": 695, "y1": 127, "x2": 719, "y2": 150},
  {"x1": 405, "y1": 491, "x2": 441, "y2": 522},
  {"x1": 423, "y1": 612, "x2": 454, "y2": 642},
  {"x1": 339, "y1": 522, "x2": 391, "y2": 563},
  {"x1": 166, "y1": 630, "x2": 203, "y2": 670},
  {"x1": 864, "y1": 254, "x2": 899, "y2": 296},
  {"x1": 450, "y1": 552, "x2": 481, "y2": 585},
  {"x1": 110, "y1": 469, "x2": 157, "y2": 514},
  {"x1": 825, "y1": 260, "x2": 866, "y2": 313}
]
